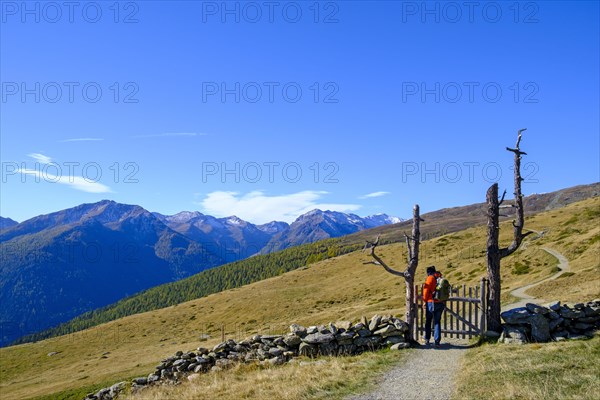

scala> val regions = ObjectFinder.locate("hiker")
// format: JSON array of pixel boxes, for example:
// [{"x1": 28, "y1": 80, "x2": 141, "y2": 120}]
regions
[{"x1": 423, "y1": 265, "x2": 446, "y2": 347}]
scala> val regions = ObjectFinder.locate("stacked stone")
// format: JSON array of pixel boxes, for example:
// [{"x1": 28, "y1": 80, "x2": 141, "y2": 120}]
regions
[
  {"x1": 294, "y1": 314, "x2": 410, "y2": 358},
  {"x1": 83, "y1": 382, "x2": 126, "y2": 400},
  {"x1": 499, "y1": 300, "x2": 600, "y2": 344},
  {"x1": 84, "y1": 315, "x2": 409, "y2": 400}
]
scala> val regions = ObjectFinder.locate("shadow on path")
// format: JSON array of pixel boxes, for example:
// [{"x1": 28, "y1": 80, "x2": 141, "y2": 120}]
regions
[{"x1": 415, "y1": 341, "x2": 477, "y2": 351}]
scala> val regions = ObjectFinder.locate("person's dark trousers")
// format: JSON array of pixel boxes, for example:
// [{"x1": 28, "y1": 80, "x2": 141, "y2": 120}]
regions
[{"x1": 425, "y1": 301, "x2": 445, "y2": 344}]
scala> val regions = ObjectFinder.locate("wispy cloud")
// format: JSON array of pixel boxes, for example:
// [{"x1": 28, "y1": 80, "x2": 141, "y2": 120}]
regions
[
  {"x1": 28, "y1": 153, "x2": 52, "y2": 164},
  {"x1": 59, "y1": 138, "x2": 104, "y2": 142},
  {"x1": 198, "y1": 190, "x2": 361, "y2": 224},
  {"x1": 360, "y1": 191, "x2": 390, "y2": 199},
  {"x1": 133, "y1": 132, "x2": 206, "y2": 139},
  {"x1": 17, "y1": 169, "x2": 112, "y2": 193}
]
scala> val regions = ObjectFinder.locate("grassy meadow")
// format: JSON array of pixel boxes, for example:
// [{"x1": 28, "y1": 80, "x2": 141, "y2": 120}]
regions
[{"x1": 0, "y1": 196, "x2": 598, "y2": 400}]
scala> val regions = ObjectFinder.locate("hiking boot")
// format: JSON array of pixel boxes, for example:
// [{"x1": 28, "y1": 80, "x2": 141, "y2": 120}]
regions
[
  {"x1": 423, "y1": 340, "x2": 431, "y2": 346},
  {"x1": 434, "y1": 342, "x2": 441, "y2": 348}
]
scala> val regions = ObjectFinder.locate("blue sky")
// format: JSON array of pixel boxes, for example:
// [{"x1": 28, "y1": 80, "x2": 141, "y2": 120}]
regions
[{"x1": 1, "y1": 1, "x2": 599, "y2": 224}]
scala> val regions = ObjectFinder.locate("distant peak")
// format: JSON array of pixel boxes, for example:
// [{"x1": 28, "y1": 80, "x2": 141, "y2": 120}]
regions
[
  {"x1": 0, "y1": 216, "x2": 19, "y2": 229},
  {"x1": 304, "y1": 209, "x2": 323, "y2": 216},
  {"x1": 364, "y1": 213, "x2": 403, "y2": 224},
  {"x1": 225, "y1": 216, "x2": 244, "y2": 225}
]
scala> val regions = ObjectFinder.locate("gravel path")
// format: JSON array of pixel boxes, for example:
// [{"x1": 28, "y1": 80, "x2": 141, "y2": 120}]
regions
[{"x1": 346, "y1": 339, "x2": 470, "y2": 400}]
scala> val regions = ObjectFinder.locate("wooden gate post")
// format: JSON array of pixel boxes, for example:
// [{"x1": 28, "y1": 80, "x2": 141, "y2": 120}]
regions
[
  {"x1": 413, "y1": 284, "x2": 419, "y2": 340},
  {"x1": 479, "y1": 278, "x2": 487, "y2": 334}
]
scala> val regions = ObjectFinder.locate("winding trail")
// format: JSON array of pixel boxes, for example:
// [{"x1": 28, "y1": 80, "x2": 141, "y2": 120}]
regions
[
  {"x1": 347, "y1": 246, "x2": 570, "y2": 400},
  {"x1": 502, "y1": 247, "x2": 570, "y2": 311}
]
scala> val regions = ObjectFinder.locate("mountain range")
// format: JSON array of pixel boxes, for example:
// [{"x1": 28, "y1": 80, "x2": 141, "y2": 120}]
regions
[
  {"x1": 0, "y1": 202, "x2": 400, "y2": 345},
  {"x1": 264, "y1": 210, "x2": 401, "y2": 253}
]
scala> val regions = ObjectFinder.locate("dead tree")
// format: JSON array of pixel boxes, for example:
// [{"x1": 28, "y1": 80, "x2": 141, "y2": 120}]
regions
[
  {"x1": 486, "y1": 129, "x2": 534, "y2": 332},
  {"x1": 363, "y1": 204, "x2": 422, "y2": 342}
]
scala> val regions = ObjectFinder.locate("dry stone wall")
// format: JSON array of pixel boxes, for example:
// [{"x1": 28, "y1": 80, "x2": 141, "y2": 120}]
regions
[
  {"x1": 84, "y1": 314, "x2": 409, "y2": 400},
  {"x1": 500, "y1": 300, "x2": 600, "y2": 344}
]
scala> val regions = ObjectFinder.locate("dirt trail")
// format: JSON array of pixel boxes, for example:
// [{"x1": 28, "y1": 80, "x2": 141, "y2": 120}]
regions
[{"x1": 502, "y1": 247, "x2": 570, "y2": 311}]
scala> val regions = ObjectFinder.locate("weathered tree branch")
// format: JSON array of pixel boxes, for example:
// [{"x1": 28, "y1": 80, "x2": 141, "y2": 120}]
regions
[
  {"x1": 366, "y1": 235, "x2": 405, "y2": 277},
  {"x1": 506, "y1": 148, "x2": 528, "y2": 156},
  {"x1": 498, "y1": 189, "x2": 507, "y2": 205},
  {"x1": 365, "y1": 204, "x2": 422, "y2": 341},
  {"x1": 500, "y1": 128, "x2": 528, "y2": 258},
  {"x1": 506, "y1": 128, "x2": 528, "y2": 155}
]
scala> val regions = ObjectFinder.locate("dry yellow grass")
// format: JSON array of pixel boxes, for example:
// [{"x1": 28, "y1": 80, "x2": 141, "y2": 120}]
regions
[
  {"x1": 0, "y1": 197, "x2": 598, "y2": 399},
  {"x1": 127, "y1": 350, "x2": 410, "y2": 400},
  {"x1": 523, "y1": 200, "x2": 600, "y2": 301}
]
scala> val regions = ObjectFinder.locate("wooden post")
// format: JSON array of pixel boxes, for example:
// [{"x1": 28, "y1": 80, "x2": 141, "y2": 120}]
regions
[
  {"x1": 419, "y1": 284, "x2": 424, "y2": 340},
  {"x1": 412, "y1": 284, "x2": 417, "y2": 340},
  {"x1": 414, "y1": 284, "x2": 419, "y2": 340},
  {"x1": 479, "y1": 278, "x2": 487, "y2": 334},
  {"x1": 443, "y1": 290, "x2": 448, "y2": 338},
  {"x1": 475, "y1": 285, "x2": 479, "y2": 335},
  {"x1": 468, "y1": 286, "x2": 473, "y2": 336},
  {"x1": 462, "y1": 284, "x2": 466, "y2": 339}
]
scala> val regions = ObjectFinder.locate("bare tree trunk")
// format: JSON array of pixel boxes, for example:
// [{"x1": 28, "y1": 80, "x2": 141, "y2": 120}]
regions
[
  {"x1": 486, "y1": 129, "x2": 533, "y2": 332},
  {"x1": 404, "y1": 274, "x2": 415, "y2": 337},
  {"x1": 404, "y1": 205, "x2": 420, "y2": 339},
  {"x1": 365, "y1": 204, "x2": 421, "y2": 342},
  {"x1": 486, "y1": 183, "x2": 502, "y2": 332}
]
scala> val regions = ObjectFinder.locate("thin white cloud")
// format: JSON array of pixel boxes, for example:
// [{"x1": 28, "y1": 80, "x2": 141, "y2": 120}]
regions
[
  {"x1": 59, "y1": 138, "x2": 104, "y2": 142},
  {"x1": 133, "y1": 132, "x2": 206, "y2": 138},
  {"x1": 17, "y1": 169, "x2": 112, "y2": 193},
  {"x1": 28, "y1": 153, "x2": 52, "y2": 164},
  {"x1": 198, "y1": 190, "x2": 361, "y2": 224},
  {"x1": 360, "y1": 191, "x2": 390, "y2": 199}
]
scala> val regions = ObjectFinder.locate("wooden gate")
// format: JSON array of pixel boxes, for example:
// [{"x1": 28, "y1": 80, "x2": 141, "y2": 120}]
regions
[{"x1": 412, "y1": 278, "x2": 488, "y2": 340}]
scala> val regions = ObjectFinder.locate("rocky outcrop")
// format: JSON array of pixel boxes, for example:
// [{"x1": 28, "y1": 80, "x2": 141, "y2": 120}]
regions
[
  {"x1": 83, "y1": 314, "x2": 409, "y2": 399},
  {"x1": 499, "y1": 300, "x2": 600, "y2": 344}
]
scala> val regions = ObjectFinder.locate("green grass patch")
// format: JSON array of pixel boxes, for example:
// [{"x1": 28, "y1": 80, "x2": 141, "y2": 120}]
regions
[
  {"x1": 31, "y1": 379, "x2": 132, "y2": 400},
  {"x1": 511, "y1": 261, "x2": 530, "y2": 275}
]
